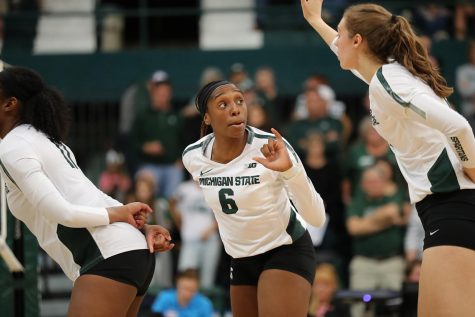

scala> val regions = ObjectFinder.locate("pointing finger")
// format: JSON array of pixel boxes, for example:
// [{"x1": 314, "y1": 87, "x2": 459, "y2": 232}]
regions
[{"x1": 271, "y1": 128, "x2": 283, "y2": 141}]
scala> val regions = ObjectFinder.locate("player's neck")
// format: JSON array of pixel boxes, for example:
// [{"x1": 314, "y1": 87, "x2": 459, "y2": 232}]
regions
[
  {"x1": 356, "y1": 55, "x2": 382, "y2": 83},
  {"x1": 0, "y1": 118, "x2": 22, "y2": 139},
  {"x1": 211, "y1": 133, "x2": 248, "y2": 164}
]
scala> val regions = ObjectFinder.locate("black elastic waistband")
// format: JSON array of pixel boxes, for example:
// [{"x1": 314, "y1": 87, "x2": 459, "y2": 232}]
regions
[{"x1": 416, "y1": 189, "x2": 475, "y2": 212}]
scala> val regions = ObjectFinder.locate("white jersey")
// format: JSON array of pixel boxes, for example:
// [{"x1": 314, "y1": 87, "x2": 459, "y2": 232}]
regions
[
  {"x1": 182, "y1": 126, "x2": 326, "y2": 258},
  {"x1": 0, "y1": 125, "x2": 147, "y2": 281},
  {"x1": 330, "y1": 39, "x2": 475, "y2": 203}
]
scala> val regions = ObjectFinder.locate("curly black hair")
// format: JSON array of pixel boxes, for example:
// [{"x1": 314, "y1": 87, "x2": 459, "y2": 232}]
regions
[{"x1": 0, "y1": 66, "x2": 70, "y2": 143}]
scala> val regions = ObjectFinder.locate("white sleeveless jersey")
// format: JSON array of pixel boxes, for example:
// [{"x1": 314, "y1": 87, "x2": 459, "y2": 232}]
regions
[
  {"x1": 0, "y1": 125, "x2": 147, "y2": 281},
  {"x1": 330, "y1": 38, "x2": 475, "y2": 203},
  {"x1": 182, "y1": 126, "x2": 326, "y2": 258}
]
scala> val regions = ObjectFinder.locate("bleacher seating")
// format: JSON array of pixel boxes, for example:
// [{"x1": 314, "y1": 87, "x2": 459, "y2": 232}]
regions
[
  {"x1": 199, "y1": 0, "x2": 263, "y2": 50},
  {"x1": 33, "y1": 0, "x2": 96, "y2": 54}
]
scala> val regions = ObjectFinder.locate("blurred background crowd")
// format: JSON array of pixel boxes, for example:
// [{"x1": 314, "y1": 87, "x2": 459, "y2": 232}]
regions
[{"x1": 0, "y1": 0, "x2": 474, "y2": 316}]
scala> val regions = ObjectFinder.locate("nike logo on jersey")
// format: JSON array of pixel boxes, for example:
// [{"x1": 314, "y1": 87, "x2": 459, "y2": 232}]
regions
[
  {"x1": 429, "y1": 229, "x2": 439, "y2": 236},
  {"x1": 200, "y1": 168, "x2": 213, "y2": 176}
]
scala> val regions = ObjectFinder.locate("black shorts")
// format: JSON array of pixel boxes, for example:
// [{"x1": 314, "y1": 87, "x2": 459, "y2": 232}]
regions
[
  {"x1": 415, "y1": 189, "x2": 475, "y2": 251},
  {"x1": 82, "y1": 249, "x2": 155, "y2": 296},
  {"x1": 230, "y1": 231, "x2": 316, "y2": 285}
]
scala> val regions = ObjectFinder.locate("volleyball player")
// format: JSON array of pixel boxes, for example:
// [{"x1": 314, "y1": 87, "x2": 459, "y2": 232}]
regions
[
  {"x1": 301, "y1": 1, "x2": 475, "y2": 316},
  {"x1": 182, "y1": 80, "x2": 326, "y2": 317},
  {"x1": 0, "y1": 66, "x2": 174, "y2": 317}
]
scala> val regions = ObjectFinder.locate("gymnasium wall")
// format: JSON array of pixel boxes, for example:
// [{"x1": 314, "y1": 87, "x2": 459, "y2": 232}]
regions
[{"x1": 2, "y1": 36, "x2": 470, "y2": 104}]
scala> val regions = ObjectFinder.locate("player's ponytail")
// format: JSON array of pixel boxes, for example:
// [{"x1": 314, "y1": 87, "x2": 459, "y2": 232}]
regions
[
  {"x1": 390, "y1": 16, "x2": 453, "y2": 98},
  {"x1": 344, "y1": 4, "x2": 453, "y2": 99},
  {"x1": 0, "y1": 67, "x2": 70, "y2": 143},
  {"x1": 21, "y1": 86, "x2": 70, "y2": 144}
]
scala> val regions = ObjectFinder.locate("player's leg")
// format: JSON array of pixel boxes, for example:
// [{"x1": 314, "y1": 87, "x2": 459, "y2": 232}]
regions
[
  {"x1": 415, "y1": 191, "x2": 475, "y2": 317},
  {"x1": 68, "y1": 274, "x2": 137, "y2": 317},
  {"x1": 126, "y1": 296, "x2": 145, "y2": 317},
  {"x1": 418, "y1": 245, "x2": 475, "y2": 317},
  {"x1": 258, "y1": 269, "x2": 311, "y2": 317},
  {"x1": 68, "y1": 249, "x2": 155, "y2": 317},
  {"x1": 230, "y1": 285, "x2": 258, "y2": 317},
  {"x1": 127, "y1": 250, "x2": 157, "y2": 317}
]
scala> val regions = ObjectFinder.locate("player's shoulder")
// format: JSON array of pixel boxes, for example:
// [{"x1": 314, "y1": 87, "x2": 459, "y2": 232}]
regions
[
  {"x1": 377, "y1": 63, "x2": 415, "y2": 88},
  {"x1": 0, "y1": 125, "x2": 39, "y2": 155},
  {"x1": 246, "y1": 126, "x2": 276, "y2": 146},
  {"x1": 182, "y1": 134, "x2": 215, "y2": 177},
  {"x1": 182, "y1": 134, "x2": 212, "y2": 159},
  {"x1": 247, "y1": 126, "x2": 299, "y2": 162},
  {"x1": 372, "y1": 62, "x2": 427, "y2": 101}
]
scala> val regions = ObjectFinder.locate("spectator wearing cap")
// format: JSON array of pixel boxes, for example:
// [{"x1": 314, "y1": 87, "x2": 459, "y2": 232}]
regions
[
  {"x1": 130, "y1": 70, "x2": 185, "y2": 199},
  {"x1": 228, "y1": 62, "x2": 250, "y2": 88},
  {"x1": 293, "y1": 75, "x2": 352, "y2": 144},
  {"x1": 118, "y1": 70, "x2": 173, "y2": 176},
  {"x1": 286, "y1": 87, "x2": 344, "y2": 163},
  {"x1": 98, "y1": 148, "x2": 132, "y2": 202}
]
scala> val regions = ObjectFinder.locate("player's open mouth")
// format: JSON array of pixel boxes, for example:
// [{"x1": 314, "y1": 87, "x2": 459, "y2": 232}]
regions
[{"x1": 229, "y1": 122, "x2": 244, "y2": 127}]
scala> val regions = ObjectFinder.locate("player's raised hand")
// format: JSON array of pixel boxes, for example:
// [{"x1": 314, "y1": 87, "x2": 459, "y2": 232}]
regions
[
  {"x1": 253, "y1": 128, "x2": 293, "y2": 172},
  {"x1": 144, "y1": 225, "x2": 175, "y2": 253},
  {"x1": 106, "y1": 202, "x2": 152, "y2": 228},
  {"x1": 301, "y1": 0, "x2": 324, "y2": 22}
]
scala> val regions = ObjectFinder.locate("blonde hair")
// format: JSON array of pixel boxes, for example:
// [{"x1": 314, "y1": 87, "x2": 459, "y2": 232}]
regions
[
  {"x1": 343, "y1": 3, "x2": 453, "y2": 98},
  {"x1": 308, "y1": 263, "x2": 340, "y2": 315}
]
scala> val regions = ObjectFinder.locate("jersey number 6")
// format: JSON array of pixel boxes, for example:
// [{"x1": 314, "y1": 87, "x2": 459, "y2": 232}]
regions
[{"x1": 218, "y1": 188, "x2": 238, "y2": 214}]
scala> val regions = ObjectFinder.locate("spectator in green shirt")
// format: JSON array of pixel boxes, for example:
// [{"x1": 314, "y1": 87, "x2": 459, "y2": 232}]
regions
[
  {"x1": 131, "y1": 70, "x2": 185, "y2": 199},
  {"x1": 346, "y1": 165, "x2": 409, "y2": 316}
]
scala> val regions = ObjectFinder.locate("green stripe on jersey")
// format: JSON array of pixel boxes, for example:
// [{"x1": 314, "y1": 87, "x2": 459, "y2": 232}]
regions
[
  {"x1": 246, "y1": 126, "x2": 254, "y2": 144},
  {"x1": 57, "y1": 225, "x2": 104, "y2": 274},
  {"x1": 376, "y1": 68, "x2": 426, "y2": 119},
  {"x1": 428, "y1": 148, "x2": 460, "y2": 193},
  {"x1": 182, "y1": 141, "x2": 203, "y2": 157},
  {"x1": 286, "y1": 206, "x2": 306, "y2": 242},
  {"x1": 0, "y1": 159, "x2": 20, "y2": 191},
  {"x1": 252, "y1": 130, "x2": 299, "y2": 162},
  {"x1": 54, "y1": 143, "x2": 78, "y2": 168}
]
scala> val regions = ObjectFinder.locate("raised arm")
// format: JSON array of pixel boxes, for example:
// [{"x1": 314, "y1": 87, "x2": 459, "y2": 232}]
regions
[{"x1": 301, "y1": 0, "x2": 338, "y2": 46}]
